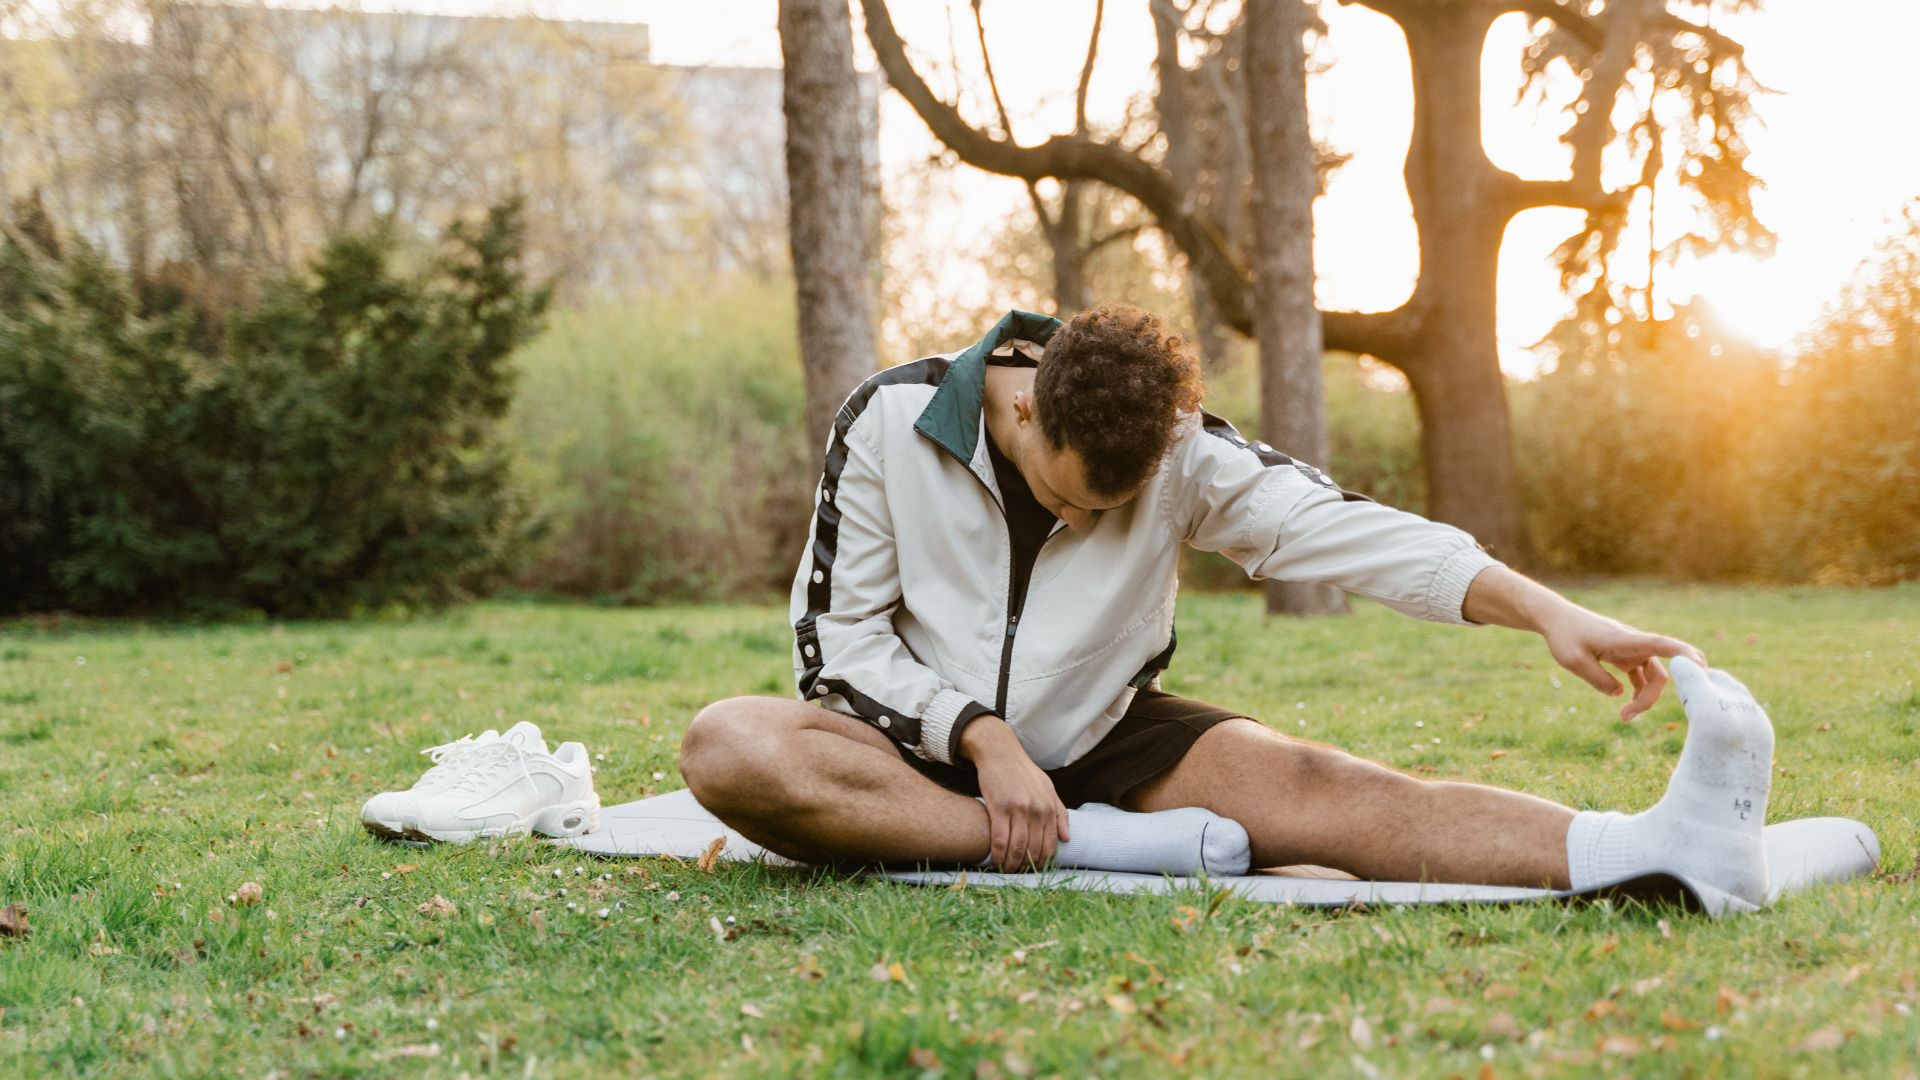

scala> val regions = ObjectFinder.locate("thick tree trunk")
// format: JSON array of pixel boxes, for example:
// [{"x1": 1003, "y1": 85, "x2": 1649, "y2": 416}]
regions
[
  {"x1": 779, "y1": 0, "x2": 879, "y2": 458},
  {"x1": 1391, "y1": 3, "x2": 1534, "y2": 565},
  {"x1": 1246, "y1": 0, "x2": 1347, "y2": 617}
]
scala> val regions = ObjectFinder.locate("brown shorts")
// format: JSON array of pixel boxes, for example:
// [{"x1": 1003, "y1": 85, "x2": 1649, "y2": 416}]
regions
[{"x1": 891, "y1": 688, "x2": 1246, "y2": 808}]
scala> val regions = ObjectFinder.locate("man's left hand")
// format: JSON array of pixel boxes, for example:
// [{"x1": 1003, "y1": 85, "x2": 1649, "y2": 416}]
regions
[{"x1": 1540, "y1": 606, "x2": 1707, "y2": 722}]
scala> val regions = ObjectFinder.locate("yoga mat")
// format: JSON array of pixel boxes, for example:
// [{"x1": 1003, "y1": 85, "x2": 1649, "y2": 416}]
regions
[{"x1": 557, "y1": 789, "x2": 1881, "y2": 919}]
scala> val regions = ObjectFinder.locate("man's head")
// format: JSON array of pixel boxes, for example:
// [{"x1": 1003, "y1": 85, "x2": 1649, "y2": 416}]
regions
[{"x1": 1004, "y1": 302, "x2": 1204, "y2": 529}]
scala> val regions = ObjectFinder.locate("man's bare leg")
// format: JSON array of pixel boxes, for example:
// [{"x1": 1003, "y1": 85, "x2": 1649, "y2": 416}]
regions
[
  {"x1": 1123, "y1": 719, "x2": 1577, "y2": 888},
  {"x1": 679, "y1": 696, "x2": 993, "y2": 866}
]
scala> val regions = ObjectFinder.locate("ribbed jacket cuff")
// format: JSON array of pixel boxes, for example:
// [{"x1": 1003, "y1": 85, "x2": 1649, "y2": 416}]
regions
[
  {"x1": 917, "y1": 689, "x2": 992, "y2": 765},
  {"x1": 1428, "y1": 544, "x2": 1501, "y2": 625}
]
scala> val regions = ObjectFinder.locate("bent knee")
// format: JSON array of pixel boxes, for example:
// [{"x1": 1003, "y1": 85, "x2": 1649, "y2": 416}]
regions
[{"x1": 680, "y1": 697, "x2": 782, "y2": 806}]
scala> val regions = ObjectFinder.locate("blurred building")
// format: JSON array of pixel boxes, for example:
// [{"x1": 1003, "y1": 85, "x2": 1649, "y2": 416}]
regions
[{"x1": 1, "y1": 3, "x2": 877, "y2": 300}]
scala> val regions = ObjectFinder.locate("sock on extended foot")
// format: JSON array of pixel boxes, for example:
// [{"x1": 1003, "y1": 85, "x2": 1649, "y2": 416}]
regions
[
  {"x1": 976, "y1": 800, "x2": 1251, "y2": 876},
  {"x1": 1565, "y1": 657, "x2": 1773, "y2": 908}
]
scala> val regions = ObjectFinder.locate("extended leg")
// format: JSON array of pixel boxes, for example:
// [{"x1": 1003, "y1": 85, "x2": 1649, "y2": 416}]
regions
[{"x1": 1122, "y1": 719, "x2": 1577, "y2": 888}]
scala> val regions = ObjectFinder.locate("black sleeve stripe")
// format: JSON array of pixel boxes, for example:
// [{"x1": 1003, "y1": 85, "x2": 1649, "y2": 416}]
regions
[
  {"x1": 794, "y1": 357, "x2": 954, "y2": 747},
  {"x1": 1198, "y1": 410, "x2": 1373, "y2": 504}
]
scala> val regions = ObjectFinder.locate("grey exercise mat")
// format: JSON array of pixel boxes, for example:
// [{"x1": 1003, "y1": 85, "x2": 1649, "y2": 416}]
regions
[{"x1": 557, "y1": 788, "x2": 1881, "y2": 918}]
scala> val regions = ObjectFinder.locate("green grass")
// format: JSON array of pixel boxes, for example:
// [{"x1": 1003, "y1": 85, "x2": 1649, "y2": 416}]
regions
[{"x1": 2, "y1": 585, "x2": 1917, "y2": 1077}]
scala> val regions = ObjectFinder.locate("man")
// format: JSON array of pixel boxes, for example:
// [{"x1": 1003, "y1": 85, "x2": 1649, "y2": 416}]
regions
[{"x1": 679, "y1": 305, "x2": 1772, "y2": 908}]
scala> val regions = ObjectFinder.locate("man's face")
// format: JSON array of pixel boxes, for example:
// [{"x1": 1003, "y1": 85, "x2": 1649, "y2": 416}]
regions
[{"x1": 1010, "y1": 409, "x2": 1141, "y2": 530}]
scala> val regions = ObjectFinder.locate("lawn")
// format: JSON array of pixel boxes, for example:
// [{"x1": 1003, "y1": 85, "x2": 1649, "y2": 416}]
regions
[{"x1": 2, "y1": 584, "x2": 1917, "y2": 1077}]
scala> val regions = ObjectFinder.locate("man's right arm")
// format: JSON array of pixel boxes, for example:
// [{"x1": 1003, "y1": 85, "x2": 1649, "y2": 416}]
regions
[{"x1": 959, "y1": 715, "x2": 1069, "y2": 870}]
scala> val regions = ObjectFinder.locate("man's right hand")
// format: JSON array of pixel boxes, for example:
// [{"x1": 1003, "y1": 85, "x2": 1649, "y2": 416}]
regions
[{"x1": 959, "y1": 715, "x2": 1069, "y2": 871}]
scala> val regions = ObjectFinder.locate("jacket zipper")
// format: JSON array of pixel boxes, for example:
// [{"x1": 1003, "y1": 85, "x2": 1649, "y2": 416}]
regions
[{"x1": 994, "y1": 521, "x2": 1064, "y2": 717}]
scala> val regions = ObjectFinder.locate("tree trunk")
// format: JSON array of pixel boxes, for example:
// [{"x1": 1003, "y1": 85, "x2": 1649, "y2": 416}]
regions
[
  {"x1": 1393, "y1": 4, "x2": 1534, "y2": 565},
  {"x1": 779, "y1": 0, "x2": 879, "y2": 459},
  {"x1": 1246, "y1": 0, "x2": 1348, "y2": 618}
]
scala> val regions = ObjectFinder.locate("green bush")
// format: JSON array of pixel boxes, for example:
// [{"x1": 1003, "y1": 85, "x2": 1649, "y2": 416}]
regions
[
  {"x1": 0, "y1": 199, "x2": 549, "y2": 617},
  {"x1": 507, "y1": 280, "x2": 813, "y2": 603}
]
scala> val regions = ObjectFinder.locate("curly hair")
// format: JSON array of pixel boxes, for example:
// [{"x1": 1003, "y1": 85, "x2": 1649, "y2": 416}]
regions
[{"x1": 1033, "y1": 302, "x2": 1206, "y2": 499}]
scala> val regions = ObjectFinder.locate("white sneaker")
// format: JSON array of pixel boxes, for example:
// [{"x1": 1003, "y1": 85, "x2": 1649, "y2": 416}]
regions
[
  {"x1": 403, "y1": 730, "x2": 600, "y2": 844},
  {"x1": 360, "y1": 722, "x2": 543, "y2": 841}
]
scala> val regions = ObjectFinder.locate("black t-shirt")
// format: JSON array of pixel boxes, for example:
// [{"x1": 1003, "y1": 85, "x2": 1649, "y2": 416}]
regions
[{"x1": 985, "y1": 426, "x2": 1058, "y2": 616}]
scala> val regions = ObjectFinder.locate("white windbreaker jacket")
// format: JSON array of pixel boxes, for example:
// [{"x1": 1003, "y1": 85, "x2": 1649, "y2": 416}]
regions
[{"x1": 789, "y1": 311, "x2": 1503, "y2": 770}]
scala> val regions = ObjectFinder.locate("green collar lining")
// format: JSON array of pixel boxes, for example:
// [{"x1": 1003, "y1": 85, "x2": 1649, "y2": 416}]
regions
[{"x1": 913, "y1": 309, "x2": 1063, "y2": 465}]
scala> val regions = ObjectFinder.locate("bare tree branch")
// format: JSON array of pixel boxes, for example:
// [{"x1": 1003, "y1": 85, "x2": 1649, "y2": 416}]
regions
[
  {"x1": 1074, "y1": 0, "x2": 1105, "y2": 136},
  {"x1": 1502, "y1": 0, "x2": 1603, "y2": 50}
]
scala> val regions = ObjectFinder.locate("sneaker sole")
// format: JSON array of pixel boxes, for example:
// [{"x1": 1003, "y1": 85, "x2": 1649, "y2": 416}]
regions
[{"x1": 405, "y1": 797, "x2": 602, "y2": 845}]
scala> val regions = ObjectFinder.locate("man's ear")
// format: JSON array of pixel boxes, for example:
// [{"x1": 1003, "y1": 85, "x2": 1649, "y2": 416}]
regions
[{"x1": 1013, "y1": 390, "x2": 1034, "y2": 426}]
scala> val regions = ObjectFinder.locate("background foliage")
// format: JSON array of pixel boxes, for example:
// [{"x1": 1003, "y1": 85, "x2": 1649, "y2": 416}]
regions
[{"x1": 0, "y1": 197, "x2": 549, "y2": 617}]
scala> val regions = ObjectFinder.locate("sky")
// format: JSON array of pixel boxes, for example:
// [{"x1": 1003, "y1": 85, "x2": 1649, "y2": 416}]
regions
[{"x1": 230, "y1": 1, "x2": 1920, "y2": 370}]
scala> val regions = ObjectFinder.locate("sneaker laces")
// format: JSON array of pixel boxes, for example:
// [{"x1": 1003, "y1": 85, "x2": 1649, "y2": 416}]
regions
[
  {"x1": 411, "y1": 734, "x2": 494, "y2": 790},
  {"x1": 439, "y1": 741, "x2": 538, "y2": 797}
]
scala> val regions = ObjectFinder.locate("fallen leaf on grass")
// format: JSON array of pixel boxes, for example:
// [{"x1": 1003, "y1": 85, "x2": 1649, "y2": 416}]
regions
[
  {"x1": 793, "y1": 953, "x2": 826, "y2": 981},
  {"x1": 392, "y1": 864, "x2": 418, "y2": 876},
  {"x1": 907, "y1": 1047, "x2": 942, "y2": 1070},
  {"x1": 0, "y1": 904, "x2": 27, "y2": 939},
  {"x1": 89, "y1": 930, "x2": 120, "y2": 957},
  {"x1": 697, "y1": 836, "x2": 726, "y2": 873},
  {"x1": 416, "y1": 895, "x2": 457, "y2": 918},
  {"x1": 1105, "y1": 994, "x2": 1137, "y2": 1015},
  {"x1": 1482, "y1": 983, "x2": 1517, "y2": 1002},
  {"x1": 1597, "y1": 934, "x2": 1619, "y2": 955},
  {"x1": 1483, "y1": 1012, "x2": 1523, "y2": 1040},
  {"x1": 1585, "y1": 999, "x2": 1620, "y2": 1022},
  {"x1": 1597, "y1": 1034, "x2": 1643, "y2": 1057},
  {"x1": 1631, "y1": 976, "x2": 1665, "y2": 996},
  {"x1": 739, "y1": 1002, "x2": 764, "y2": 1019},
  {"x1": 232, "y1": 882, "x2": 264, "y2": 906},
  {"x1": 1794, "y1": 1027, "x2": 1845, "y2": 1052},
  {"x1": 1660, "y1": 1008, "x2": 1696, "y2": 1031},
  {"x1": 373, "y1": 1043, "x2": 441, "y2": 1061},
  {"x1": 1348, "y1": 1015, "x2": 1374, "y2": 1049},
  {"x1": 1488, "y1": 750, "x2": 1508, "y2": 760},
  {"x1": 1656, "y1": 919, "x2": 1673, "y2": 940},
  {"x1": 1716, "y1": 986, "x2": 1749, "y2": 1012}
]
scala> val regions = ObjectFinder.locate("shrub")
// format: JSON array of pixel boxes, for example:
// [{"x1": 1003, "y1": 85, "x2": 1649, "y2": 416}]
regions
[{"x1": 0, "y1": 198, "x2": 549, "y2": 617}]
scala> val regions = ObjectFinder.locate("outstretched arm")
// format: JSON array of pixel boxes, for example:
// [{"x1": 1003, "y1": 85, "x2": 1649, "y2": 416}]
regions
[{"x1": 1463, "y1": 565, "x2": 1707, "y2": 722}]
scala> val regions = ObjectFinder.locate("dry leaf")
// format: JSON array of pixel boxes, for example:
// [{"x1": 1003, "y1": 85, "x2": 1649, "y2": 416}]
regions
[
  {"x1": 1598, "y1": 1034, "x2": 1643, "y2": 1056},
  {"x1": 1482, "y1": 983, "x2": 1517, "y2": 1002},
  {"x1": 1631, "y1": 976, "x2": 1665, "y2": 996},
  {"x1": 0, "y1": 904, "x2": 26, "y2": 939},
  {"x1": 233, "y1": 882, "x2": 264, "y2": 906},
  {"x1": 393, "y1": 864, "x2": 418, "y2": 876},
  {"x1": 1659, "y1": 1008, "x2": 1695, "y2": 1031},
  {"x1": 908, "y1": 1047, "x2": 943, "y2": 1070},
  {"x1": 1488, "y1": 749, "x2": 1508, "y2": 760},
  {"x1": 1348, "y1": 1015, "x2": 1374, "y2": 1049},
  {"x1": 1585, "y1": 999, "x2": 1620, "y2": 1022},
  {"x1": 1105, "y1": 994, "x2": 1137, "y2": 1015},
  {"x1": 697, "y1": 836, "x2": 726, "y2": 873},
  {"x1": 374, "y1": 1044, "x2": 441, "y2": 1061},
  {"x1": 739, "y1": 1002, "x2": 764, "y2": 1018},
  {"x1": 888, "y1": 961, "x2": 907, "y2": 983},
  {"x1": 868, "y1": 963, "x2": 894, "y2": 983},
  {"x1": 1656, "y1": 919, "x2": 1673, "y2": 940},
  {"x1": 89, "y1": 930, "x2": 120, "y2": 957},
  {"x1": 416, "y1": 895, "x2": 457, "y2": 918},
  {"x1": 1716, "y1": 986, "x2": 1749, "y2": 1012},
  {"x1": 1483, "y1": 1012, "x2": 1524, "y2": 1040},
  {"x1": 1597, "y1": 934, "x2": 1619, "y2": 955},
  {"x1": 794, "y1": 953, "x2": 826, "y2": 981},
  {"x1": 1794, "y1": 1027, "x2": 1845, "y2": 1052}
]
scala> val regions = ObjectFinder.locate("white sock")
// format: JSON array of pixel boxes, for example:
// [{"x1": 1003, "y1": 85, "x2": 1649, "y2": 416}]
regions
[
  {"x1": 1565, "y1": 657, "x2": 1773, "y2": 907},
  {"x1": 976, "y1": 800, "x2": 1251, "y2": 876}
]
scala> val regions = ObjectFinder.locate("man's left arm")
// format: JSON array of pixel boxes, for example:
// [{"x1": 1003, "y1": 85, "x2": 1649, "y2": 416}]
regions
[
  {"x1": 1170, "y1": 419, "x2": 1705, "y2": 720},
  {"x1": 1461, "y1": 564, "x2": 1706, "y2": 721}
]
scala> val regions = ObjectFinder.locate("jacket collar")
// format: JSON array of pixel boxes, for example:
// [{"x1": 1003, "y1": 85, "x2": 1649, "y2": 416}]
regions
[{"x1": 914, "y1": 309, "x2": 1063, "y2": 466}]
